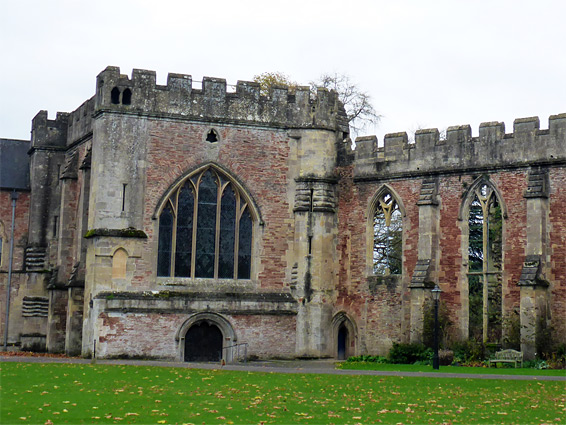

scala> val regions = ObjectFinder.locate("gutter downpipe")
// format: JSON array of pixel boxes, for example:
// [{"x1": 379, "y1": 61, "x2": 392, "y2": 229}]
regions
[{"x1": 3, "y1": 190, "x2": 19, "y2": 351}]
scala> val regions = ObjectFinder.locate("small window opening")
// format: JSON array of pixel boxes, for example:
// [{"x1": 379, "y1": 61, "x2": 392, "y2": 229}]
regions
[
  {"x1": 53, "y1": 216, "x2": 59, "y2": 238},
  {"x1": 122, "y1": 88, "x2": 132, "y2": 105},
  {"x1": 309, "y1": 189, "x2": 314, "y2": 212},
  {"x1": 111, "y1": 87, "x2": 121, "y2": 104},
  {"x1": 122, "y1": 184, "x2": 127, "y2": 211},
  {"x1": 206, "y1": 129, "x2": 219, "y2": 143}
]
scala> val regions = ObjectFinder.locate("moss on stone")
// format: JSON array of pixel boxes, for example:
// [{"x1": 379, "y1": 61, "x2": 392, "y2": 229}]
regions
[{"x1": 84, "y1": 228, "x2": 147, "y2": 239}]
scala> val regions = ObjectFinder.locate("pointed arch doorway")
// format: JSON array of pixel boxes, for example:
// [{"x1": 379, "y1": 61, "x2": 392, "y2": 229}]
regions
[
  {"x1": 332, "y1": 312, "x2": 357, "y2": 360},
  {"x1": 337, "y1": 324, "x2": 348, "y2": 360},
  {"x1": 177, "y1": 312, "x2": 236, "y2": 362}
]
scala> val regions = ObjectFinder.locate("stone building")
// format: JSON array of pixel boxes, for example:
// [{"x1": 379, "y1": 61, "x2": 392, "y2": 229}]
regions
[{"x1": 0, "y1": 66, "x2": 564, "y2": 361}]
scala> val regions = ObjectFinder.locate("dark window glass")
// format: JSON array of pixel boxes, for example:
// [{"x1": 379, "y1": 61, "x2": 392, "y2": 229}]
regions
[
  {"x1": 195, "y1": 171, "x2": 217, "y2": 278},
  {"x1": 238, "y1": 207, "x2": 252, "y2": 279},
  {"x1": 111, "y1": 87, "x2": 120, "y2": 104},
  {"x1": 122, "y1": 88, "x2": 132, "y2": 105},
  {"x1": 175, "y1": 185, "x2": 194, "y2": 277},
  {"x1": 157, "y1": 205, "x2": 173, "y2": 276},
  {"x1": 206, "y1": 129, "x2": 218, "y2": 143},
  {"x1": 218, "y1": 186, "x2": 236, "y2": 279},
  {"x1": 157, "y1": 167, "x2": 253, "y2": 280}
]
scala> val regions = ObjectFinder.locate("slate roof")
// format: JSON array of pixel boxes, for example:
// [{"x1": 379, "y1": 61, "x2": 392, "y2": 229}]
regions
[{"x1": 0, "y1": 138, "x2": 31, "y2": 190}]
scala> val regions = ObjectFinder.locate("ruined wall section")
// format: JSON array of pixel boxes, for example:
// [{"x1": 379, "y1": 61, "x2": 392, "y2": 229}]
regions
[
  {"x1": 350, "y1": 114, "x2": 566, "y2": 351},
  {"x1": 336, "y1": 168, "x2": 420, "y2": 355},
  {"x1": 355, "y1": 114, "x2": 566, "y2": 179}
]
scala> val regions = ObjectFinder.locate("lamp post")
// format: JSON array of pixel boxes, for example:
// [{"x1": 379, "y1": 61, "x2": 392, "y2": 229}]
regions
[{"x1": 431, "y1": 284, "x2": 442, "y2": 370}]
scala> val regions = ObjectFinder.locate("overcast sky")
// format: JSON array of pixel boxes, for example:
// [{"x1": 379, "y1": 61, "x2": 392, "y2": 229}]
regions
[{"x1": 1, "y1": 0, "x2": 565, "y2": 143}]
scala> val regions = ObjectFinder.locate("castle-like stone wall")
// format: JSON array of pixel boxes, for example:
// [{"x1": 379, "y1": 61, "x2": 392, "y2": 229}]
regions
[{"x1": 0, "y1": 66, "x2": 564, "y2": 361}]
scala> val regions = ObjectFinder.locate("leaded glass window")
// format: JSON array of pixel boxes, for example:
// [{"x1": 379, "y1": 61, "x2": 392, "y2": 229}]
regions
[
  {"x1": 467, "y1": 183, "x2": 503, "y2": 343},
  {"x1": 157, "y1": 167, "x2": 253, "y2": 280},
  {"x1": 373, "y1": 191, "x2": 403, "y2": 275}
]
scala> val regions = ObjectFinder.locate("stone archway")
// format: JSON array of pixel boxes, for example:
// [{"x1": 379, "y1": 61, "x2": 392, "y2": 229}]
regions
[
  {"x1": 184, "y1": 321, "x2": 223, "y2": 361},
  {"x1": 176, "y1": 312, "x2": 236, "y2": 362},
  {"x1": 332, "y1": 312, "x2": 357, "y2": 360}
]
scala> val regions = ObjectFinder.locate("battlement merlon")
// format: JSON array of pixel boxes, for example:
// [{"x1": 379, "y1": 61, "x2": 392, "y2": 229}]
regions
[
  {"x1": 93, "y1": 66, "x2": 348, "y2": 132},
  {"x1": 31, "y1": 110, "x2": 69, "y2": 149},
  {"x1": 354, "y1": 113, "x2": 566, "y2": 179}
]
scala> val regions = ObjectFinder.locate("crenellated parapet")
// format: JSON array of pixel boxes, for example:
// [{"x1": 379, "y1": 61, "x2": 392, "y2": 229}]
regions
[
  {"x1": 354, "y1": 114, "x2": 566, "y2": 179},
  {"x1": 66, "y1": 97, "x2": 95, "y2": 145},
  {"x1": 31, "y1": 110, "x2": 69, "y2": 150},
  {"x1": 93, "y1": 66, "x2": 349, "y2": 131}
]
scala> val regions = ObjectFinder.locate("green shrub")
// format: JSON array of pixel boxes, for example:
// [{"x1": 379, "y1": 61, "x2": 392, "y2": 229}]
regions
[
  {"x1": 387, "y1": 343, "x2": 432, "y2": 364},
  {"x1": 450, "y1": 339, "x2": 485, "y2": 364},
  {"x1": 346, "y1": 355, "x2": 387, "y2": 363}
]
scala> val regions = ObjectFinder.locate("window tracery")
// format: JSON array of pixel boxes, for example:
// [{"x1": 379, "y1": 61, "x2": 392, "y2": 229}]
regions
[
  {"x1": 373, "y1": 190, "x2": 402, "y2": 275},
  {"x1": 157, "y1": 167, "x2": 252, "y2": 280},
  {"x1": 467, "y1": 182, "x2": 503, "y2": 342}
]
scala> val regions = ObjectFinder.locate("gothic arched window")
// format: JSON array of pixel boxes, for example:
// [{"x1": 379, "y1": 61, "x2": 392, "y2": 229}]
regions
[
  {"x1": 373, "y1": 190, "x2": 403, "y2": 275},
  {"x1": 157, "y1": 167, "x2": 253, "y2": 280},
  {"x1": 467, "y1": 182, "x2": 503, "y2": 343}
]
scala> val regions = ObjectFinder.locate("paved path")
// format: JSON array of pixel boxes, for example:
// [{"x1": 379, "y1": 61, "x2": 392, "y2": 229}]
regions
[{"x1": 2, "y1": 356, "x2": 565, "y2": 381}]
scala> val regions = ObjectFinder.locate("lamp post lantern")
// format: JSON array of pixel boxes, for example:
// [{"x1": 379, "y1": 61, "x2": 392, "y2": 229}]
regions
[{"x1": 431, "y1": 284, "x2": 442, "y2": 370}]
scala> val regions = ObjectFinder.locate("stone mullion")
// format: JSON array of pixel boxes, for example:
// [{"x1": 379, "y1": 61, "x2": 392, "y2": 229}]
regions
[
  {"x1": 481, "y1": 196, "x2": 489, "y2": 343},
  {"x1": 170, "y1": 192, "x2": 179, "y2": 277}
]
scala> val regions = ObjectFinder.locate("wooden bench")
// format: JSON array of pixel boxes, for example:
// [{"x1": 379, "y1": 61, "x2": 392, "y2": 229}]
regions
[{"x1": 489, "y1": 349, "x2": 523, "y2": 368}]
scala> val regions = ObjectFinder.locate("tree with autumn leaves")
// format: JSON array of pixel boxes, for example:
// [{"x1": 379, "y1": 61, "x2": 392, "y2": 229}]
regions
[{"x1": 253, "y1": 72, "x2": 380, "y2": 137}]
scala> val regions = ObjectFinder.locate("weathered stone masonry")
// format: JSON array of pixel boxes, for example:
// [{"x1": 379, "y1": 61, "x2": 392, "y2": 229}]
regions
[{"x1": 0, "y1": 66, "x2": 564, "y2": 360}]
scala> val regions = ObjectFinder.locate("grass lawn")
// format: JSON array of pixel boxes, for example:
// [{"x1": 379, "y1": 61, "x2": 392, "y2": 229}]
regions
[
  {"x1": 1, "y1": 362, "x2": 564, "y2": 425},
  {"x1": 338, "y1": 362, "x2": 566, "y2": 376}
]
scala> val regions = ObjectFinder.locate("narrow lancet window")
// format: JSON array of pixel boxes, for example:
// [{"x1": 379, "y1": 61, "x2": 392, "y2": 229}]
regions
[
  {"x1": 157, "y1": 204, "x2": 174, "y2": 277},
  {"x1": 175, "y1": 185, "x2": 194, "y2": 277},
  {"x1": 373, "y1": 190, "x2": 402, "y2": 275},
  {"x1": 111, "y1": 87, "x2": 121, "y2": 104},
  {"x1": 218, "y1": 184, "x2": 236, "y2": 279},
  {"x1": 467, "y1": 183, "x2": 503, "y2": 343},
  {"x1": 122, "y1": 88, "x2": 132, "y2": 105},
  {"x1": 195, "y1": 171, "x2": 217, "y2": 278}
]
